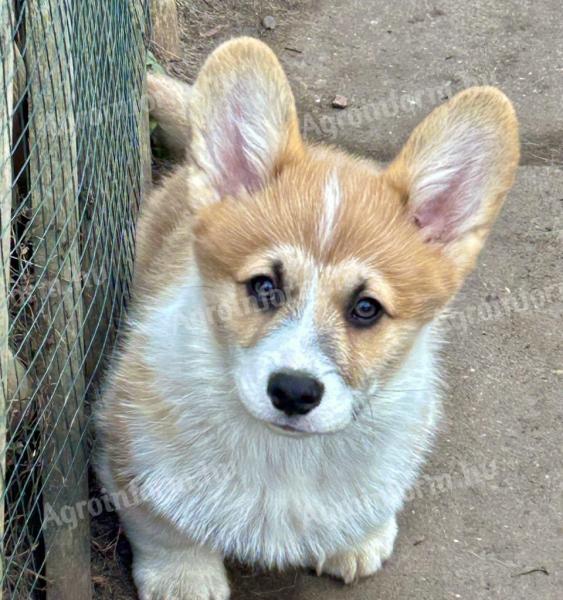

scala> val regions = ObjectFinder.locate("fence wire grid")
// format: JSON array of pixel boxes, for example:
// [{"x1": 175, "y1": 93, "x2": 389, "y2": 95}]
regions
[{"x1": 0, "y1": 1, "x2": 149, "y2": 597}]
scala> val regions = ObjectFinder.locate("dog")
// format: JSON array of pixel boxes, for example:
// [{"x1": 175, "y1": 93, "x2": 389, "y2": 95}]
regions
[{"x1": 95, "y1": 37, "x2": 519, "y2": 600}]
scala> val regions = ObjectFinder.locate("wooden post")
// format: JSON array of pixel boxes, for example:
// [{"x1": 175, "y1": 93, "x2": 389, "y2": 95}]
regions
[
  {"x1": 0, "y1": 3, "x2": 14, "y2": 595},
  {"x1": 150, "y1": 0, "x2": 180, "y2": 58},
  {"x1": 26, "y1": 1, "x2": 91, "y2": 598}
]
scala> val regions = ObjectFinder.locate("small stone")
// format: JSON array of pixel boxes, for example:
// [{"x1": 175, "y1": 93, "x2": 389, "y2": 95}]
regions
[
  {"x1": 262, "y1": 15, "x2": 276, "y2": 30},
  {"x1": 331, "y1": 94, "x2": 348, "y2": 109}
]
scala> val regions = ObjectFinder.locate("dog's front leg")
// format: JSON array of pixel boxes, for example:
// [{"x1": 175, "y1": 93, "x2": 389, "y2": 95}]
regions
[
  {"x1": 120, "y1": 506, "x2": 230, "y2": 600},
  {"x1": 316, "y1": 516, "x2": 398, "y2": 584}
]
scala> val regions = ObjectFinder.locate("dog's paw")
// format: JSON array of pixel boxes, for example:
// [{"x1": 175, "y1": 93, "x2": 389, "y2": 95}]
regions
[
  {"x1": 317, "y1": 517, "x2": 398, "y2": 584},
  {"x1": 134, "y1": 548, "x2": 230, "y2": 600}
]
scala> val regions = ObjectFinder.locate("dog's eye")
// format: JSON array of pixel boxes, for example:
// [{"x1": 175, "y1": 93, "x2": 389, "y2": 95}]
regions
[
  {"x1": 348, "y1": 297, "x2": 383, "y2": 327},
  {"x1": 246, "y1": 275, "x2": 282, "y2": 311}
]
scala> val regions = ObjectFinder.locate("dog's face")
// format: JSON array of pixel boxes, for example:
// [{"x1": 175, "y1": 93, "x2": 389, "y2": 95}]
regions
[
  {"x1": 186, "y1": 38, "x2": 519, "y2": 435},
  {"x1": 194, "y1": 163, "x2": 460, "y2": 434}
]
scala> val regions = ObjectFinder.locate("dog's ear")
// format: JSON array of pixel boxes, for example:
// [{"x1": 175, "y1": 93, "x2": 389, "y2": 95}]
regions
[
  {"x1": 189, "y1": 37, "x2": 304, "y2": 205},
  {"x1": 386, "y1": 87, "x2": 519, "y2": 275}
]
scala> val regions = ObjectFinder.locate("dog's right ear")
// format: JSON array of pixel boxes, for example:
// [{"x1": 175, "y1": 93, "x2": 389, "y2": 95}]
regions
[{"x1": 188, "y1": 37, "x2": 304, "y2": 206}]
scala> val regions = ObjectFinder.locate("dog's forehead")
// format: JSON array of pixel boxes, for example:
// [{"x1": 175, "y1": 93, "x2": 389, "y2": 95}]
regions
[
  {"x1": 261, "y1": 164, "x2": 420, "y2": 281},
  {"x1": 195, "y1": 151, "x2": 458, "y2": 319},
  {"x1": 256, "y1": 158, "x2": 395, "y2": 257},
  {"x1": 196, "y1": 155, "x2": 390, "y2": 269}
]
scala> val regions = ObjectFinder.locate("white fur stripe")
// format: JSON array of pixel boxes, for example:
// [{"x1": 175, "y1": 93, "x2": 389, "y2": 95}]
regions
[{"x1": 319, "y1": 170, "x2": 341, "y2": 250}]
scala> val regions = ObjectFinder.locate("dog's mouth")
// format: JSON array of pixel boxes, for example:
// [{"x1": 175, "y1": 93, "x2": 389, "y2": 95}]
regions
[{"x1": 265, "y1": 422, "x2": 319, "y2": 437}]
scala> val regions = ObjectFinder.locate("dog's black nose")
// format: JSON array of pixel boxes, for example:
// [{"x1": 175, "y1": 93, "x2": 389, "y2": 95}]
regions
[{"x1": 267, "y1": 370, "x2": 324, "y2": 416}]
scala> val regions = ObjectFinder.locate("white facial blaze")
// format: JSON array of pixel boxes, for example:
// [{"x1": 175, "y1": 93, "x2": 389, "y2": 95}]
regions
[
  {"x1": 297, "y1": 269, "x2": 318, "y2": 339},
  {"x1": 319, "y1": 170, "x2": 342, "y2": 250},
  {"x1": 233, "y1": 267, "x2": 355, "y2": 434}
]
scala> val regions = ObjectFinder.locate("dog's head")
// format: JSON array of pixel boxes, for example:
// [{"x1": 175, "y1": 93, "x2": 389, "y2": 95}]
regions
[{"x1": 185, "y1": 38, "x2": 519, "y2": 435}]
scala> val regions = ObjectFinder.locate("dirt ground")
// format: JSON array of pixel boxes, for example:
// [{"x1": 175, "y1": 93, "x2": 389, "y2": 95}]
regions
[{"x1": 92, "y1": 1, "x2": 563, "y2": 598}]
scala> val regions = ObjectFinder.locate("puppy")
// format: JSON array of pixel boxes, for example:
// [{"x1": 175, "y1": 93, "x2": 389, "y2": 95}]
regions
[{"x1": 96, "y1": 37, "x2": 519, "y2": 600}]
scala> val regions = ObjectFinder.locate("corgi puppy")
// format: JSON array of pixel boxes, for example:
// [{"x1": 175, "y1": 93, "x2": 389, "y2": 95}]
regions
[{"x1": 95, "y1": 37, "x2": 519, "y2": 600}]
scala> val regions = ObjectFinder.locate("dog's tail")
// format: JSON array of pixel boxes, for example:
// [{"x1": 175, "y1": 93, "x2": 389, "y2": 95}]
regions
[{"x1": 146, "y1": 72, "x2": 191, "y2": 156}]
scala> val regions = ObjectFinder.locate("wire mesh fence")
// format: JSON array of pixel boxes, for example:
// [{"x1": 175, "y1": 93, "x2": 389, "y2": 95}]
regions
[{"x1": 1, "y1": 1, "x2": 149, "y2": 597}]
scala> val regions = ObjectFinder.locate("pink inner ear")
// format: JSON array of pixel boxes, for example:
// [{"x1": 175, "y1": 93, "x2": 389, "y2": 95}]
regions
[
  {"x1": 204, "y1": 87, "x2": 269, "y2": 198},
  {"x1": 413, "y1": 161, "x2": 485, "y2": 243}
]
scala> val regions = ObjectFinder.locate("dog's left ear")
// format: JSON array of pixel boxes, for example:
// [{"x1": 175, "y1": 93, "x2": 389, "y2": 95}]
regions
[
  {"x1": 189, "y1": 37, "x2": 304, "y2": 205},
  {"x1": 386, "y1": 87, "x2": 519, "y2": 276}
]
